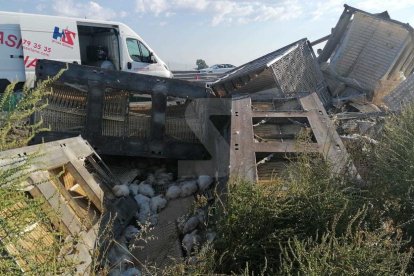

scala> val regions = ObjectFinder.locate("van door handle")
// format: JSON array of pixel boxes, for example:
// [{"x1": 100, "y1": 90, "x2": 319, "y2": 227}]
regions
[
  {"x1": 10, "y1": 55, "x2": 24, "y2": 59},
  {"x1": 127, "y1": 62, "x2": 132, "y2": 69}
]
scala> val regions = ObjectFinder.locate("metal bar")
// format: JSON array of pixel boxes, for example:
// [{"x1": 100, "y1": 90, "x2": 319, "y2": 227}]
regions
[
  {"x1": 310, "y1": 34, "x2": 331, "y2": 46},
  {"x1": 85, "y1": 80, "x2": 105, "y2": 139},
  {"x1": 150, "y1": 88, "x2": 167, "y2": 141},
  {"x1": 36, "y1": 59, "x2": 210, "y2": 99},
  {"x1": 317, "y1": 6, "x2": 353, "y2": 63}
]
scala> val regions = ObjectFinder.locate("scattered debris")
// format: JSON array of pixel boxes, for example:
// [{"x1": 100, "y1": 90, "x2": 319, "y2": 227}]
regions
[{"x1": 5, "y1": 3, "x2": 414, "y2": 274}]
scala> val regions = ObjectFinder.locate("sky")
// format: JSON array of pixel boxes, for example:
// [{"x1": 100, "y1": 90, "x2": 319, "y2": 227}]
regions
[{"x1": 2, "y1": 0, "x2": 414, "y2": 70}]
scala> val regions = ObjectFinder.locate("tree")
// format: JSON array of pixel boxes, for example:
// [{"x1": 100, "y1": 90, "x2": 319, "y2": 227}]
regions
[{"x1": 196, "y1": 59, "x2": 208, "y2": 70}]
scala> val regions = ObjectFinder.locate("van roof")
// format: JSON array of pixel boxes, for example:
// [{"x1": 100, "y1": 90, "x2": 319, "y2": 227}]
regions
[{"x1": 0, "y1": 10, "x2": 127, "y2": 28}]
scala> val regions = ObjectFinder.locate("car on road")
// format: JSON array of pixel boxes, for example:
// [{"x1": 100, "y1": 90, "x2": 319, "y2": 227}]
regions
[{"x1": 199, "y1": 64, "x2": 236, "y2": 74}]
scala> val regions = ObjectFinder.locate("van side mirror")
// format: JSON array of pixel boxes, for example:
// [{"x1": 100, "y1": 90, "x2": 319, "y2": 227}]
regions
[
  {"x1": 149, "y1": 52, "x2": 157, "y2": 63},
  {"x1": 127, "y1": 62, "x2": 132, "y2": 69}
]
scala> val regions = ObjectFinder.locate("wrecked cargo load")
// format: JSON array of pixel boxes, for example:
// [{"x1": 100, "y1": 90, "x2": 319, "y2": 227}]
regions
[
  {"x1": 317, "y1": 5, "x2": 414, "y2": 106},
  {"x1": 209, "y1": 39, "x2": 331, "y2": 106},
  {"x1": 0, "y1": 136, "x2": 138, "y2": 274}
]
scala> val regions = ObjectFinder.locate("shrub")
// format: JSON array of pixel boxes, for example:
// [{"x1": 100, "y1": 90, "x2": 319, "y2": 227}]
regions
[
  {"x1": 279, "y1": 207, "x2": 413, "y2": 276},
  {"x1": 209, "y1": 153, "x2": 364, "y2": 274}
]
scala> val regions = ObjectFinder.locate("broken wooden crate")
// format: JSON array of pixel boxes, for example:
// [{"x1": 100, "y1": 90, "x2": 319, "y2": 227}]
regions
[{"x1": 0, "y1": 136, "x2": 137, "y2": 274}]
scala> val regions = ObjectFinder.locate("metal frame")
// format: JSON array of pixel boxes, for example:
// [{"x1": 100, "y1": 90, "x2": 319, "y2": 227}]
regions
[
  {"x1": 34, "y1": 60, "x2": 211, "y2": 159},
  {"x1": 229, "y1": 93, "x2": 355, "y2": 182}
]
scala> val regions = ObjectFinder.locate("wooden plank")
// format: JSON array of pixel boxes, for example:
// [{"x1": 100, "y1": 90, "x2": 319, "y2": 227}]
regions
[{"x1": 65, "y1": 162, "x2": 103, "y2": 212}]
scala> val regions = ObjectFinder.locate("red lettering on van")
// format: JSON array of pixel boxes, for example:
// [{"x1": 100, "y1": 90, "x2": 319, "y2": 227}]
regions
[
  {"x1": 15, "y1": 38, "x2": 22, "y2": 49},
  {"x1": 62, "y1": 29, "x2": 76, "y2": 46},
  {"x1": 0, "y1": 32, "x2": 22, "y2": 48},
  {"x1": 5, "y1": 34, "x2": 17, "y2": 48},
  {"x1": 23, "y1": 56, "x2": 38, "y2": 68}
]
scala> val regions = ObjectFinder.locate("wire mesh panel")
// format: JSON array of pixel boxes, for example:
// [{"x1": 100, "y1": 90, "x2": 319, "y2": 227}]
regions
[
  {"x1": 39, "y1": 84, "x2": 87, "y2": 132},
  {"x1": 210, "y1": 39, "x2": 331, "y2": 106},
  {"x1": 270, "y1": 41, "x2": 330, "y2": 105},
  {"x1": 102, "y1": 90, "x2": 129, "y2": 137}
]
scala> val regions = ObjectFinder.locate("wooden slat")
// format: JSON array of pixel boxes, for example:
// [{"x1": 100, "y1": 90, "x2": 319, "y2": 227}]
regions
[{"x1": 65, "y1": 161, "x2": 104, "y2": 212}]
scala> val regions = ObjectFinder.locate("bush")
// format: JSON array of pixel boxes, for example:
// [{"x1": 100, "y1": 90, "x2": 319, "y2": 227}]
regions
[
  {"x1": 364, "y1": 105, "x2": 414, "y2": 238},
  {"x1": 209, "y1": 153, "x2": 365, "y2": 274},
  {"x1": 279, "y1": 223, "x2": 413, "y2": 275}
]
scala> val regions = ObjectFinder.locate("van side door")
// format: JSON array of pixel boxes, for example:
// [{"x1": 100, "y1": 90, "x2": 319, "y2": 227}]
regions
[{"x1": 125, "y1": 38, "x2": 164, "y2": 76}]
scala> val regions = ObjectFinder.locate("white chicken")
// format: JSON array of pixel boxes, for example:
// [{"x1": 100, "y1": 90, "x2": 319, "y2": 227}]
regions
[
  {"x1": 134, "y1": 194, "x2": 151, "y2": 223},
  {"x1": 122, "y1": 267, "x2": 142, "y2": 276},
  {"x1": 150, "y1": 195, "x2": 167, "y2": 213},
  {"x1": 197, "y1": 175, "x2": 213, "y2": 192},
  {"x1": 122, "y1": 225, "x2": 139, "y2": 242},
  {"x1": 182, "y1": 230, "x2": 201, "y2": 255},
  {"x1": 107, "y1": 236, "x2": 132, "y2": 267},
  {"x1": 166, "y1": 185, "x2": 181, "y2": 200},
  {"x1": 113, "y1": 184, "x2": 130, "y2": 197},
  {"x1": 129, "y1": 183, "x2": 139, "y2": 196},
  {"x1": 180, "y1": 180, "x2": 198, "y2": 197},
  {"x1": 146, "y1": 174, "x2": 156, "y2": 184},
  {"x1": 137, "y1": 183, "x2": 155, "y2": 197},
  {"x1": 182, "y1": 215, "x2": 200, "y2": 234}
]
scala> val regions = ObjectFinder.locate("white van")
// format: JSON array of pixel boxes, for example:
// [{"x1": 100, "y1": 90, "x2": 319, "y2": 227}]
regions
[{"x1": 0, "y1": 11, "x2": 173, "y2": 91}]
